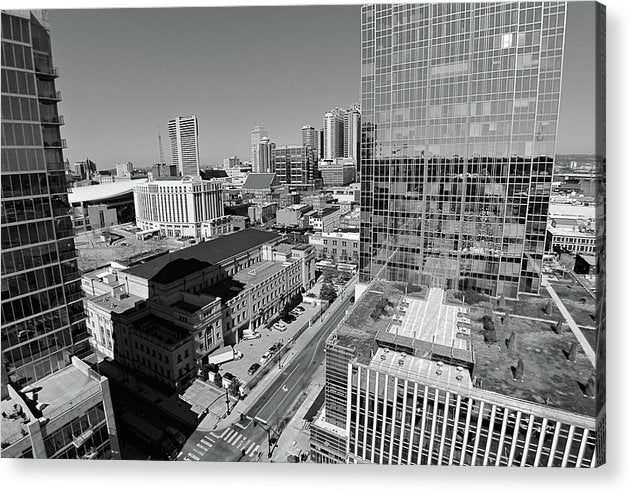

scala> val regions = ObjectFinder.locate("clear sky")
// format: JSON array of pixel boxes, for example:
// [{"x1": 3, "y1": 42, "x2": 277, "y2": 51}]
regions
[{"x1": 44, "y1": 2, "x2": 596, "y2": 169}]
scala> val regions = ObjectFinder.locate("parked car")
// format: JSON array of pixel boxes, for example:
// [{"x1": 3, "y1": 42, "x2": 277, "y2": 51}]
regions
[
  {"x1": 294, "y1": 306, "x2": 305, "y2": 314},
  {"x1": 289, "y1": 309, "x2": 301, "y2": 317},
  {"x1": 273, "y1": 322, "x2": 287, "y2": 332},
  {"x1": 247, "y1": 363, "x2": 261, "y2": 375},
  {"x1": 260, "y1": 351, "x2": 272, "y2": 364},
  {"x1": 242, "y1": 331, "x2": 261, "y2": 340},
  {"x1": 269, "y1": 342, "x2": 282, "y2": 353}
]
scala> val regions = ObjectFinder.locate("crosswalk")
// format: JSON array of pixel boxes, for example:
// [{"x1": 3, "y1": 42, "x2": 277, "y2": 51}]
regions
[{"x1": 182, "y1": 426, "x2": 261, "y2": 461}]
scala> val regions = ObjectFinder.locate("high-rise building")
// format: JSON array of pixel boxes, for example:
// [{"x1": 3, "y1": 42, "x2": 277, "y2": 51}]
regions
[
  {"x1": 250, "y1": 125, "x2": 268, "y2": 172},
  {"x1": 222, "y1": 156, "x2": 241, "y2": 169},
  {"x1": 302, "y1": 125, "x2": 318, "y2": 154},
  {"x1": 116, "y1": 161, "x2": 134, "y2": 178},
  {"x1": 318, "y1": 128, "x2": 325, "y2": 160},
  {"x1": 258, "y1": 136, "x2": 275, "y2": 173},
  {"x1": 168, "y1": 115, "x2": 200, "y2": 177},
  {"x1": 1, "y1": 9, "x2": 118, "y2": 459},
  {"x1": 323, "y1": 109, "x2": 346, "y2": 159},
  {"x1": 343, "y1": 106, "x2": 361, "y2": 161},
  {"x1": 359, "y1": 2, "x2": 567, "y2": 299}
]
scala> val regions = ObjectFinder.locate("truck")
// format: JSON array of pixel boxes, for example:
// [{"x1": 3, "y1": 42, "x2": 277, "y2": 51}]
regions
[{"x1": 206, "y1": 345, "x2": 243, "y2": 366}]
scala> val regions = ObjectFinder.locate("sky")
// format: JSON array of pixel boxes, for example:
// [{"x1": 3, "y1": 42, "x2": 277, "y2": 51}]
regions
[{"x1": 41, "y1": 2, "x2": 597, "y2": 169}]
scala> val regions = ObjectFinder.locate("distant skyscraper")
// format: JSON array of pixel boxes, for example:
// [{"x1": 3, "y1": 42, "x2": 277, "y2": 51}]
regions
[
  {"x1": 323, "y1": 109, "x2": 346, "y2": 159},
  {"x1": 223, "y1": 156, "x2": 241, "y2": 169},
  {"x1": 251, "y1": 125, "x2": 268, "y2": 172},
  {"x1": 258, "y1": 136, "x2": 275, "y2": 173},
  {"x1": 168, "y1": 115, "x2": 200, "y2": 177},
  {"x1": 343, "y1": 106, "x2": 361, "y2": 161},
  {"x1": 302, "y1": 125, "x2": 318, "y2": 152},
  {"x1": 359, "y1": 2, "x2": 567, "y2": 298}
]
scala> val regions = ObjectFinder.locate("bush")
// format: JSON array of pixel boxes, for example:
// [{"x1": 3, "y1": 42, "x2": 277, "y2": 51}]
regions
[
  {"x1": 484, "y1": 328, "x2": 498, "y2": 344},
  {"x1": 213, "y1": 371, "x2": 223, "y2": 388},
  {"x1": 228, "y1": 377, "x2": 241, "y2": 398},
  {"x1": 320, "y1": 283, "x2": 337, "y2": 302}
]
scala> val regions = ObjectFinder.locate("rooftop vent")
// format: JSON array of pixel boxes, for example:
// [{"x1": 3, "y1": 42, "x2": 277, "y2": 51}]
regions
[
  {"x1": 398, "y1": 359, "x2": 404, "y2": 366},
  {"x1": 456, "y1": 374, "x2": 463, "y2": 381},
  {"x1": 400, "y1": 352, "x2": 407, "y2": 358},
  {"x1": 380, "y1": 354, "x2": 386, "y2": 361}
]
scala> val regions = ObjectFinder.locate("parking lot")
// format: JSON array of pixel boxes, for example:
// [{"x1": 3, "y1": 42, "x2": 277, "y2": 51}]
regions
[{"x1": 218, "y1": 302, "x2": 321, "y2": 384}]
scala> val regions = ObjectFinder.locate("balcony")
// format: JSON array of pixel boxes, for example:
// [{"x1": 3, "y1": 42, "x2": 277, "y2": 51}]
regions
[
  {"x1": 34, "y1": 65, "x2": 59, "y2": 78},
  {"x1": 41, "y1": 115, "x2": 65, "y2": 126},
  {"x1": 39, "y1": 90, "x2": 62, "y2": 102},
  {"x1": 43, "y1": 138, "x2": 67, "y2": 148}
]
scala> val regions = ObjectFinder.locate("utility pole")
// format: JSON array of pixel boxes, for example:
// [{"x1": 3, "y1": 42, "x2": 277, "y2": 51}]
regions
[
  {"x1": 252, "y1": 416, "x2": 279, "y2": 459},
  {"x1": 224, "y1": 387, "x2": 231, "y2": 416}
]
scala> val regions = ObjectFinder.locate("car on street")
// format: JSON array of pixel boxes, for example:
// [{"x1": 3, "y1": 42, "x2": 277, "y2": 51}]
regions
[
  {"x1": 242, "y1": 331, "x2": 261, "y2": 340},
  {"x1": 294, "y1": 306, "x2": 305, "y2": 313},
  {"x1": 269, "y1": 342, "x2": 282, "y2": 353},
  {"x1": 260, "y1": 351, "x2": 272, "y2": 364},
  {"x1": 289, "y1": 308, "x2": 302, "y2": 317},
  {"x1": 247, "y1": 363, "x2": 261, "y2": 375}
]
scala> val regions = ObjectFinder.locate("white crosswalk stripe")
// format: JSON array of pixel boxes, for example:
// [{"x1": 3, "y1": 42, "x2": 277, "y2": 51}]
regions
[
  {"x1": 249, "y1": 445, "x2": 260, "y2": 457},
  {"x1": 228, "y1": 432, "x2": 242, "y2": 446},
  {"x1": 183, "y1": 456, "x2": 191, "y2": 461},
  {"x1": 196, "y1": 443, "x2": 208, "y2": 452},
  {"x1": 200, "y1": 438, "x2": 213, "y2": 447},
  {"x1": 188, "y1": 452, "x2": 200, "y2": 461},
  {"x1": 245, "y1": 442, "x2": 257, "y2": 456},
  {"x1": 224, "y1": 429, "x2": 237, "y2": 442},
  {"x1": 219, "y1": 429, "x2": 230, "y2": 439}
]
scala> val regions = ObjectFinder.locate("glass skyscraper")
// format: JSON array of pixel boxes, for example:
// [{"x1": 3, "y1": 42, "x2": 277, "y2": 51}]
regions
[
  {"x1": 1, "y1": 10, "x2": 90, "y2": 387},
  {"x1": 359, "y1": 2, "x2": 566, "y2": 298}
]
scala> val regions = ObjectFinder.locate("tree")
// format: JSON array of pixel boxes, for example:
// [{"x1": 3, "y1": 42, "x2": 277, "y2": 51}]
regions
[
  {"x1": 320, "y1": 283, "x2": 337, "y2": 303},
  {"x1": 558, "y1": 253, "x2": 575, "y2": 276},
  {"x1": 214, "y1": 371, "x2": 223, "y2": 389},
  {"x1": 228, "y1": 377, "x2": 241, "y2": 398},
  {"x1": 554, "y1": 318, "x2": 564, "y2": 335},
  {"x1": 507, "y1": 331, "x2": 516, "y2": 352},
  {"x1": 543, "y1": 300, "x2": 552, "y2": 316}
]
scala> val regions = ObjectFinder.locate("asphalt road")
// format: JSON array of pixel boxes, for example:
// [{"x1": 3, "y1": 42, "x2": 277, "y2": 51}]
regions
[{"x1": 178, "y1": 292, "x2": 352, "y2": 462}]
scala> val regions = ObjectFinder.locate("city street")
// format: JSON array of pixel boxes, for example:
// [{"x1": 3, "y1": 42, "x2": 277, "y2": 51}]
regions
[{"x1": 177, "y1": 288, "x2": 353, "y2": 462}]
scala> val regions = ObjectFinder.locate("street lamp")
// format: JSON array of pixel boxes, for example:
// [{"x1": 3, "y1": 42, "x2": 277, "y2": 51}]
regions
[
  {"x1": 278, "y1": 338, "x2": 283, "y2": 369},
  {"x1": 252, "y1": 417, "x2": 279, "y2": 459}
]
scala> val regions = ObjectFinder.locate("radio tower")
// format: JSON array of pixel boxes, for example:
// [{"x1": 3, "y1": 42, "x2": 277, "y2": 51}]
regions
[{"x1": 157, "y1": 125, "x2": 166, "y2": 176}]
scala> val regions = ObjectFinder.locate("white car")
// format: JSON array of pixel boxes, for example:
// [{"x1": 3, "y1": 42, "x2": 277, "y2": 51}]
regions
[
  {"x1": 273, "y1": 322, "x2": 287, "y2": 332},
  {"x1": 260, "y1": 351, "x2": 272, "y2": 364},
  {"x1": 242, "y1": 331, "x2": 261, "y2": 340}
]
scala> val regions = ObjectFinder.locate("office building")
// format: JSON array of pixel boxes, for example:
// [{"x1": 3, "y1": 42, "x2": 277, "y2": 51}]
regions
[
  {"x1": 250, "y1": 125, "x2": 268, "y2": 172},
  {"x1": 318, "y1": 157, "x2": 357, "y2": 187},
  {"x1": 276, "y1": 203, "x2": 313, "y2": 228},
  {"x1": 309, "y1": 229, "x2": 360, "y2": 264},
  {"x1": 323, "y1": 109, "x2": 346, "y2": 159},
  {"x1": 273, "y1": 145, "x2": 319, "y2": 190},
  {"x1": 73, "y1": 158, "x2": 97, "y2": 180},
  {"x1": 344, "y1": 106, "x2": 361, "y2": 161},
  {"x1": 1, "y1": 9, "x2": 118, "y2": 459},
  {"x1": 116, "y1": 161, "x2": 134, "y2": 179},
  {"x1": 223, "y1": 155, "x2": 241, "y2": 169},
  {"x1": 168, "y1": 115, "x2": 200, "y2": 177},
  {"x1": 304, "y1": 207, "x2": 342, "y2": 232},
  {"x1": 258, "y1": 136, "x2": 275, "y2": 173},
  {"x1": 133, "y1": 177, "x2": 224, "y2": 238},
  {"x1": 310, "y1": 281, "x2": 597, "y2": 466},
  {"x1": 302, "y1": 125, "x2": 318, "y2": 155},
  {"x1": 358, "y1": 2, "x2": 567, "y2": 298}
]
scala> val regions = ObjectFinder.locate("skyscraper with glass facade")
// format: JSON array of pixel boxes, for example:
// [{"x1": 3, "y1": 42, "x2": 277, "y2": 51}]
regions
[
  {"x1": 168, "y1": 114, "x2": 200, "y2": 177},
  {"x1": 359, "y1": 2, "x2": 566, "y2": 298},
  {"x1": 1, "y1": 9, "x2": 90, "y2": 387}
]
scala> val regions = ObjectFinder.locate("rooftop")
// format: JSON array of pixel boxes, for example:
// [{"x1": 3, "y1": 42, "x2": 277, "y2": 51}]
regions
[
  {"x1": 133, "y1": 314, "x2": 191, "y2": 348},
  {"x1": 68, "y1": 178, "x2": 148, "y2": 204},
  {"x1": 90, "y1": 291, "x2": 144, "y2": 314},
  {"x1": 123, "y1": 229, "x2": 280, "y2": 281},
  {"x1": 243, "y1": 173, "x2": 278, "y2": 190},
  {"x1": 233, "y1": 260, "x2": 286, "y2": 287},
  {"x1": 339, "y1": 281, "x2": 596, "y2": 418}
]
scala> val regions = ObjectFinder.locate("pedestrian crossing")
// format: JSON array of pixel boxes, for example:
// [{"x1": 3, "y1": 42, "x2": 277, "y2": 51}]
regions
[{"x1": 182, "y1": 426, "x2": 260, "y2": 460}]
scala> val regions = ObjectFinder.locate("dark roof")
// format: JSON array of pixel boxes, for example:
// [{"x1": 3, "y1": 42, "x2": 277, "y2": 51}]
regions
[
  {"x1": 243, "y1": 173, "x2": 278, "y2": 190},
  {"x1": 124, "y1": 229, "x2": 280, "y2": 282},
  {"x1": 201, "y1": 169, "x2": 229, "y2": 179}
]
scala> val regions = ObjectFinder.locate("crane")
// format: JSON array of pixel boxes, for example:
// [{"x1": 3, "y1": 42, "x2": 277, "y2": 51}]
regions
[{"x1": 157, "y1": 125, "x2": 166, "y2": 176}]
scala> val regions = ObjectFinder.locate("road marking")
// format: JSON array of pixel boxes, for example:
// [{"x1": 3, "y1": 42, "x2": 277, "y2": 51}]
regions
[
  {"x1": 229, "y1": 432, "x2": 243, "y2": 446},
  {"x1": 188, "y1": 452, "x2": 200, "y2": 460},
  {"x1": 196, "y1": 443, "x2": 208, "y2": 452},
  {"x1": 245, "y1": 442, "x2": 257, "y2": 455},
  {"x1": 257, "y1": 363, "x2": 302, "y2": 416},
  {"x1": 183, "y1": 456, "x2": 191, "y2": 461},
  {"x1": 204, "y1": 435, "x2": 216, "y2": 443},
  {"x1": 224, "y1": 429, "x2": 237, "y2": 443},
  {"x1": 249, "y1": 445, "x2": 260, "y2": 457},
  {"x1": 201, "y1": 438, "x2": 213, "y2": 447}
]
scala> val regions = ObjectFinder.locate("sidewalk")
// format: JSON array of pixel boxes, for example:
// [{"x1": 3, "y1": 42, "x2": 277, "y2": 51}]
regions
[
  {"x1": 196, "y1": 278, "x2": 355, "y2": 433},
  {"x1": 266, "y1": 361, "x2": 325, "y2": 463}
]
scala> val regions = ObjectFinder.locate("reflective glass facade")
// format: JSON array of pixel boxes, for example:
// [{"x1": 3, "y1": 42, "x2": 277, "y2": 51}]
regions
[
  {"x1": 1, "y1": 10, "x2": 89, "y2": 386},
  {"x1": 359, "y1": 2, "x2": 566, "y2": 297}
]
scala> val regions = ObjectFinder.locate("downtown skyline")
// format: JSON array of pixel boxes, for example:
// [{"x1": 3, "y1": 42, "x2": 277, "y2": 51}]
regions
[{"x1": 38, "y1": 2, "x2": 597, "y2": 169}]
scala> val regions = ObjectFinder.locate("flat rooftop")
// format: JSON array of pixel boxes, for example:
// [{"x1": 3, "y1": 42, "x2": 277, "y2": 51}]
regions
[
  {"x1": 233, "y1": 260, "x2": 286, "y2": 287},
  {"x1": 339, "y1": 281, "x2": 596, "y2": 418},
  {"x1": 91, "y1": 292, "x2": 143, "y2": 314},
  {"x1": 133, "y1": 314, "x2": 190, "y2": 348}
]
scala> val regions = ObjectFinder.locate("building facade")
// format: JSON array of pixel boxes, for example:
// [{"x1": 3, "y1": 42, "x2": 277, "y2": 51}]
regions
[
  {"x1": 133, "y1": 177, "x2": 224, "y2": 238},
  {"x1": 309, "y1": 229, "x2": 360, "y2": 264},
  {"x1": 305, "y1": 207, "x2": 342, "y2": 232},
  {"x1": 276, "y1": 203, "x2": 313, "y2": 228},
  {"x1": 273, "y1": 145, "x2": 319, "y2": 189},
  {"x1": 258, "y1": 136, "x2": 275, "y2": 173},
  {"x1": 168, "y1": 115, "x2": 200, "y2": 177},
  {"x1": 1, "y1": 9, "x2": 91, "y2": 387},
  {"x1": 343, "y1": 106, "x2": 361, "y2": 161},
  {"x1": 359, "y1": 2, "x2": 567, "y2": 298},
  {"x1": 323, "y1": 109, "x2": 346, "y2": 159},
  {"x1": 201, "y1": 215, "x2": 234, "y2": 240},
  {"x1": 318, "y1": 157, "x2": 357, "y2": 187},
  {"x1": 116, "y1": 161, "x2": 134, "y2": 179}
]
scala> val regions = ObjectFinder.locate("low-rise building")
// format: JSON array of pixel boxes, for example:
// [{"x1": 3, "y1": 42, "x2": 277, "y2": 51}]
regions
[
  {"x1": 276, "y1": 203, "x2": 313, "y2": 228},
  {"x1": 327, "y1": 183, "x2": 361, "y2": 204},
  {"x1": 133, "y1": 176, "x2": 224, "y2": 239},
  {"x1": 248, "y1": 202, "x2": 277, "y2": 225},
  {"x1": 305, "y1": 207, "x2": 342, "y2": 232},
  {"x1": 318, "y1": 158, "x2": 356, "y2": 186},
  {"x1": 309, "y1": 229, "x2": 360, "y2": 264},
  {"x1": 201, "y1": 215, "x2": 235, "y2": 239},
  {"x1": 1, "y1": 357, "x2": 119, "y2": 459}
]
